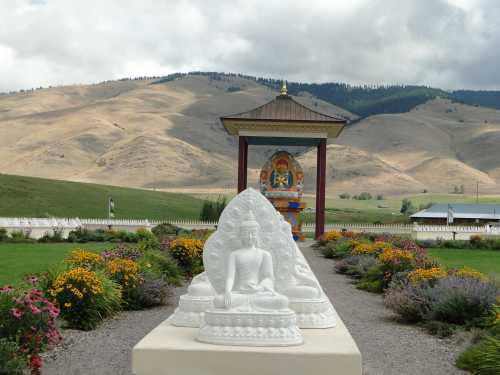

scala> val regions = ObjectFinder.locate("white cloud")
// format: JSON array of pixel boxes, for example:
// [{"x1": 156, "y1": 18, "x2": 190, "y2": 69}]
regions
[{"x1": 0, "y1": 0, "x2": 499, "y2": 91}]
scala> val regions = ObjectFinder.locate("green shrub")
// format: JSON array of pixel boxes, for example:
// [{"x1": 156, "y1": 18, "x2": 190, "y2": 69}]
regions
[
  {"x1": 339, "y1": 193, "x2": 350, "y2": 199},
  {"x1": 0, "y1": 339, "x2": 26, "y2": 375},
  {"x1": 422, "y1": 320, "x2": 458, "y2": 338},
  {"x1": 8, "y1": 230, "x2": 35, "y2": 243},
  {"x1": 152, "y1": 223, "x2": 179, "y2": 239},
  {"x1": 37, "y1": 228, "x2": 65, "y2": 243},
  {"x1": 139, "y1": 250, "x2": 183, "y2": 286},
  {"x1": 321, "y1": 239, "x2": 356, "y2": 259},
  {"x1": 0, "y1": 228, "x2": 8, "y2": 242},
  {"x1": 356, "y1": 265, "x2": 385, "y2": 293}
]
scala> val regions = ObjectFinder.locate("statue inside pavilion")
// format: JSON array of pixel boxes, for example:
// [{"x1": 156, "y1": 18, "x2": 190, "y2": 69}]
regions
[{"x1": 260, "y1": 150, "x2": 306, "y2": 240}]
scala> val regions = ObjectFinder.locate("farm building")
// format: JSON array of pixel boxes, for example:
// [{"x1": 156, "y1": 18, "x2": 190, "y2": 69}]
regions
[{"x1": 411, "y1": 203, "x2": 500, "y2": 225}]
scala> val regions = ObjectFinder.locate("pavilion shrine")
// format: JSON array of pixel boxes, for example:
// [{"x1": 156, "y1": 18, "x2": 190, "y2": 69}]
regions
[{"x1": 221, "y1": 83, "x2": 346, "y2": 239}]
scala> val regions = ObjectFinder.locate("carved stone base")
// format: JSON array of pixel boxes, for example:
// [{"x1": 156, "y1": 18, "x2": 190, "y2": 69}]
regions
[
  {"x1": 170, "y1": 295, "x2": 214, "y2": 328},
  {"x1": 289, "y1": 297, "x2": 336, "y2": 329},
  {"x1": 197, "y1": 310, "x2": 303, "y2": 346}
]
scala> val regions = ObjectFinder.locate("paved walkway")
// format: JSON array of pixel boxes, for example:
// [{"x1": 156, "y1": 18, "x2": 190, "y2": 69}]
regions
[{"x1": 42, "y1": 242, "x2": 469, "y2": 374}]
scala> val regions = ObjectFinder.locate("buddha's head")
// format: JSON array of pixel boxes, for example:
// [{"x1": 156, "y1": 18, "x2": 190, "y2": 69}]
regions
[
  {"x1": 275, "y1": 159, "x2": 289, "y2": 174},
  {"x1": 240, "y1": 213, "x2": 260, "y2": 248}
]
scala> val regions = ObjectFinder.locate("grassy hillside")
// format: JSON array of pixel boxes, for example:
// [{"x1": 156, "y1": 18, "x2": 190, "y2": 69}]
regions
[{"x1": 0, "y1": 174, "x2": 203, "y2": 219}]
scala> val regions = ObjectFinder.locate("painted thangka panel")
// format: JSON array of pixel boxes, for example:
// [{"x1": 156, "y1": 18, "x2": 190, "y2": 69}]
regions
[{"x1": 260, "y1": 151, "x2": 306, "y2": 240}]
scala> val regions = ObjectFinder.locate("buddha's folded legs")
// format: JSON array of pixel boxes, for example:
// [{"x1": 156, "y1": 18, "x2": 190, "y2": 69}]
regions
[
  {"x1": 250, "y1": 293, "x2": 289, "y2": 311},
  {"x1": 213, "y1": 292, "x2": 289, "y2": 311}
]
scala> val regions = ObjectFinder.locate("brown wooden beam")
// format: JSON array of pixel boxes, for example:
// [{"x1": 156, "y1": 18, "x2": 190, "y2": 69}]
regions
[
  {"x1": 237, "y1": 136, "x2": 248, "y2": 193},
  {"x1": 315, "y1": 139, "x2": 327, "y2": 239}
]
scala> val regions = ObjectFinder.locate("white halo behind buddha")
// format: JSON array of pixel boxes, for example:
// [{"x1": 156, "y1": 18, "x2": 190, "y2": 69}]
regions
[{"x1": 203, "y1": 188, "x2": 297, "y2": 295}]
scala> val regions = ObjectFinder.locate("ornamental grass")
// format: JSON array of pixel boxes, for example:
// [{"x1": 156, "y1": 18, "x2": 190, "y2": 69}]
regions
[{"x1": 49, "y1": 268, "x2": 121, "y2": 330}]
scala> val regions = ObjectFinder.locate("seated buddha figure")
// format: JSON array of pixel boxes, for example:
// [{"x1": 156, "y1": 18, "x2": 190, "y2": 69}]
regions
[{"x1": 213, "y1": 215, "x2": 289, "y2": 312}]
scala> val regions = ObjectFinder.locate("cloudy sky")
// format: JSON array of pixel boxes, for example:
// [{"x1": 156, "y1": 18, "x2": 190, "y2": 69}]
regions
[{"x1": 1, "y1": 0, "x2": 499, "y2": 92}]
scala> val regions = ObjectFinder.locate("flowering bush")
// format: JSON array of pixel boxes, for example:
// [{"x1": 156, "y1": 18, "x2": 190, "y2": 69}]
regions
[
  {"x1": 427, "y1": 276, "x2": 498, "y2": 326},
  {"x1": 105, "y1": 259, "x2": 142, "y2": 289},
  {"x1": 351, "y1": 243, "x2": 377, "y2": 256},
  {"x1": 49, "y1": 268, "x2": 121, "y2": 330},
  {"x1": 335, "y1": 255, "x2": 379, "y2": 278},
  {"x1": 101, "y1": 244, "x2": 143, "y2": 261},
  {"x1": 320, "y1": 239, "x2": 358, "y2": 259},
  {"x1": 128, "y1": 274, "x2": 171, "y2": 309},
  {"x1": 451, "y1": 267, "x2": 488, "y2": 282},
  {"x1": 65, "y1": 249, "x2": 103, "y2": 270},
  {"x1": 169, "y1": 238, "x2": 205, "y2": 275},
  {"x1": 322, "y1": 230, "x2": 342, "y2": 242},
  {"x1": 384, "y1": 280, "x2": 432, "y2": 323},
  {"x1": 0, "y1": 285, "x2": 61, "y2": 374},
  {"x1": 105, "y1": 258, "x2": 143, "y2": 309},
  {"x1": 407, "y1": 267, "x2": 447, "y2": 285}
]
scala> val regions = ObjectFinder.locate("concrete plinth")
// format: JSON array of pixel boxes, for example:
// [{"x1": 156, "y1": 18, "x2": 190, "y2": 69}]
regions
[{"x1": 132, "y1": 310, "x2": 362, "y2": 375}]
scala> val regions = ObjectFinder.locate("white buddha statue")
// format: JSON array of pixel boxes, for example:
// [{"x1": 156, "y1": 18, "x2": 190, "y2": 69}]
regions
[{"x1": 213, "y1": 215, "x2": 289, "y2": 312}]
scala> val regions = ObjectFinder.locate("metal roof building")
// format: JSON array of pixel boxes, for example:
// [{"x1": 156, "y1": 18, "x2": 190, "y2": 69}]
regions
[{"x1": 411, "y1": 203, "x2": 500, "y2": 224}]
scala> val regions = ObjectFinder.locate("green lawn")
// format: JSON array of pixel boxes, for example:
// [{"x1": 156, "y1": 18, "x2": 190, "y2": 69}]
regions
[
  {"x1": 0, "y1": 242, "x2": 109, "y2": 286},
  {"x1": 0, "y1": 173, "x2": 204, "y2": 220},
  {"x1": 428, "y1": 248, "x2": 500, "y2": 277}
]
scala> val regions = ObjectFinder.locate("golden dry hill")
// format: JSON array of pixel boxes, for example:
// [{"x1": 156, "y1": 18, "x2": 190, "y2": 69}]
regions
[{"x1": 1, "y1": 75, "x2": 499, "y2": 196}]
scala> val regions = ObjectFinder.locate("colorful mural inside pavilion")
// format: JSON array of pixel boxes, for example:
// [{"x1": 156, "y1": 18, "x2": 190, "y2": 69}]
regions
[{"x1": 260, "y1": 151, "x2": 306, "y2": 241}]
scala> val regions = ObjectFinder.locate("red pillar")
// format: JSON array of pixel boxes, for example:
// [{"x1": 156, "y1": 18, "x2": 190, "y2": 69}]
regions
[
  {"x1": 237, "y1": 136, "x2": 248, "y2": 193},
  {"x1": 315, "y1": 139, "x2": 327, "y2": 239}
]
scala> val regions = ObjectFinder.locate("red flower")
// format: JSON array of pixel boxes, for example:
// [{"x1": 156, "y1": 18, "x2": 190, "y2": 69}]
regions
[{"x1": 30, "y1": 354, "x2": 43, "y2": 374}]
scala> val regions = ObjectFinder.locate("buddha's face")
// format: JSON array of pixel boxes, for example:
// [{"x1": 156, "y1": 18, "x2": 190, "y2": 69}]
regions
[{"x1": 241, "y1": 226, "x2": 258, "y2": 247}]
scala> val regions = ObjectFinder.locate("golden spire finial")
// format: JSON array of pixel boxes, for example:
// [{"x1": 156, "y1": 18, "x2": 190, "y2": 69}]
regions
[{"x1": 280, "y1": 80, "x2": 288, "y2": 96}]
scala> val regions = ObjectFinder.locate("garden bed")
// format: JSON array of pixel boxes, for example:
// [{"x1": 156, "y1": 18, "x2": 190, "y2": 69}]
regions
[{"x1": 314, "y1": 231, "x2": 500, "y2": 374}]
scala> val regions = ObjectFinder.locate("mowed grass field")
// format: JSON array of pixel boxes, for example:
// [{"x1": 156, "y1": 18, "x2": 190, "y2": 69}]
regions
[
  {"x1": 189, "y1": 191, "x2": 500, "y2": 224},
  {"x1": 0, "y1": 242, "x2": 107, "y2": 286},
  {"x1": 428, "y1": 248, "x2": 500, "y2": 277},
  {"x1": 0, "y1": 173, "x2": 204, "y2": 219}
]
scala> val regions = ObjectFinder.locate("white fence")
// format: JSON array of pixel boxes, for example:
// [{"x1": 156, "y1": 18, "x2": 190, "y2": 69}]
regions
[{"x1": 0, "y1": 217, "x2": 498, "y2": 240}]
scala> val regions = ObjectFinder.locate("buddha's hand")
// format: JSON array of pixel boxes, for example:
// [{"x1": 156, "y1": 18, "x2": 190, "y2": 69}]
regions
[{"x1": 224, "y1": 291, "x2": 231, "y2": 307}]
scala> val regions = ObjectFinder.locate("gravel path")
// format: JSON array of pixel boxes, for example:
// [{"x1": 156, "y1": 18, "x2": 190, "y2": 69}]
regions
[{"x1": 42, "y1": 242, "x2": 470, "y2": 375}]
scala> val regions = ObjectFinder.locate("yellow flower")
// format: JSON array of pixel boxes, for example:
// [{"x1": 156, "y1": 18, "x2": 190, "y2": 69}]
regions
[
  {"x1": 64, "y1": 302, "x2": 72, "y2": 308},
  {"x1": 65, "y1": 249, "x2": 103, "y2": 269},
  {"x1": 351, "y1": 243, "x2": 377, "y2": 255},
  {"x1": 105, "y1": 258, "x2": 142, "y2": 288},
  {"x1": 321, "y1": 230, "x2": 342, "y2": 242},
  {"x1": 378, "y1": 248, "x2": 414, "y2": 264},
  {"x1": 408, "y1": 267, "x2": 447, "y2": 284},
  {"x1": 453, "y1": 267, "x2": 487, "y2": 281}
]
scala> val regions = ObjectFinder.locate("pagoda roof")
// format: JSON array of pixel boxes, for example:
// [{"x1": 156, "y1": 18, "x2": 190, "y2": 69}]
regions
[{"x1": 221, "y1": 94, "x2": 346, "y2": 123}]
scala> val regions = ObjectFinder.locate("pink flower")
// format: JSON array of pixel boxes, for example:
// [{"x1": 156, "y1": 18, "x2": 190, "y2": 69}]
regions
[
  {"x1": 31, "y1": 305, "x2": 42, "y2": 314},
  {"x1": 11, "y1": 307, "x2": 23, "y2": 319},
  {"x1": 0, "y1": 285, "x2": 14, "y2": 293},
  {"x1": 27, "y1": 275, "x2": 39, "y2": 284}
]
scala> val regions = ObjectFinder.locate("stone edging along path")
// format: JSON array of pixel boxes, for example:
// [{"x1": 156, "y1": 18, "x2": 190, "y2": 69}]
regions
[{"x1": 42, "y1": 241, "x2": 469, "y2": 375}]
